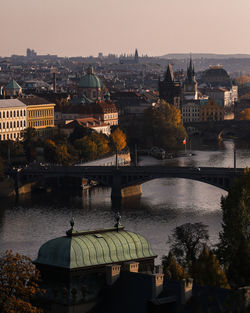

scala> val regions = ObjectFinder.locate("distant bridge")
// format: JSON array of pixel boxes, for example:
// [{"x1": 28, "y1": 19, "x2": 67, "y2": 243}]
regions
[
  {"x1": 184, "y1": 120, "x2": 250, "y2": 139},
  {"x1": 16, "y1": 165, "x2": 245, "y2": 199}
]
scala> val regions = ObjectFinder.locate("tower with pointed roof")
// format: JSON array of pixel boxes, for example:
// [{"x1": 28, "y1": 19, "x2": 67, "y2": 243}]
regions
[
  {"x1": 158, "y1": 64, "x2": 181, "y2": 108},
  {"x1": 5, "y1": 79, "x2": 22, "y2": 98},
  {"x1": 183, "y1": 58, "x2": 198, "y2": 100},
  {"x1": 134, "y1": 49, "x2": 139, "y2": 64}
]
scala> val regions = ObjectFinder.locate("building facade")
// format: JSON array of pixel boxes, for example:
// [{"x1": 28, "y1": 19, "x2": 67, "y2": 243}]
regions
[
  {"x1": 0, "y1": 99, "x2": 27, "y2": 141},
  {"x1": 200, "y1": 98, "x2": 224, "y2": 121},
  {"x1": 181, "y1": 100, "x2": 200, "y2": 122},
  {"x1": 19, "y1": 96, "x2": 55, "y2": 134}
]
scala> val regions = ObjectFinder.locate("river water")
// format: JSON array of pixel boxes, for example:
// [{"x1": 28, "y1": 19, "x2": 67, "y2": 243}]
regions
[{"x1": 0, "y1": 140, "x2": 249, "y2": 263}]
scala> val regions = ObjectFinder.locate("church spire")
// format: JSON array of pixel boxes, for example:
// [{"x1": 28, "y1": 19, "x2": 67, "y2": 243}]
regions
[{"x1": 134, "y1": 49, "x2": 139, "y2": 63}]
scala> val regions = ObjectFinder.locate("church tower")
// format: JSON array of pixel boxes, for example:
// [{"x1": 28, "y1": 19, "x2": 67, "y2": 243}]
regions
[
  {"x1": 134, "y1": 49, "x2": 139, "y2": 63},
  {"x1": 183, "y1": 58, "x2": 198, "y2": 100},
  {"x1": 159, "y1": 64, "x2": 181, "y2": 109}
]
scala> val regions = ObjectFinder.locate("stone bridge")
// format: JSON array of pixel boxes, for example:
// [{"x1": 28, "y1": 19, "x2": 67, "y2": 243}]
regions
[
  {"x1": 184, "y1": 120, "x2": 250, "y2": 140},
  {"x1": 16, "y1": 165, "x2": 245, "y2": 199}
]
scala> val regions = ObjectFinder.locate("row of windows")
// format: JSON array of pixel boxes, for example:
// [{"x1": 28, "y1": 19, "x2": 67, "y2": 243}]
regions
[
  {"x1": 28, "y1": 109, "x2": 53, "y2": 118},
  {"x1": 182, "y1": 109, "x2": 199, "y2": 112},
  {"x1": 182, "y1": 113, "x2": 199, "y2": 117},
  {"x1": 28, "y1": 120, "x2": 53, "y2": 128},
  {"x1": 0, "y1": 120, "x2": 26, "y2": 130},
  {"x1": 0, "y1": 132, "x2": 21, "y2": 141},
  {"x1": 104, "y1": 114, "x2": 118, "y2": 119},
  {"x1": 0, "y1": 109, "x2": 26, "y2": 118}
]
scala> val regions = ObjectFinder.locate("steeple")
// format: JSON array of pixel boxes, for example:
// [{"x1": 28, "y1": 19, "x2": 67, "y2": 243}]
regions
[
  {"x1": 134, "y1": 49, "x2": 139, "y2": 63},
  {"x1": 164, "y1": 63, "x2": 175, "y2": 83}
]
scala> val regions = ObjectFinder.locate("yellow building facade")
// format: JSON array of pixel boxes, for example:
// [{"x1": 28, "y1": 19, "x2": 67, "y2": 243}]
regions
[
  {"x1": 20, "y1": 96, "x2": 55, "y2": 134},
  {"x1": 200, "y1": 98, "x2": 224, "y2": 121}
]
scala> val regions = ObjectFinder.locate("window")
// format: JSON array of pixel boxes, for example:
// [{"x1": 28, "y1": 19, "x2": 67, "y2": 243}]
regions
[
  {"x1": 14, "y1": 121, "x2": 16, "y2": 128},
  {"x1": 24, "y1": 121, "x2": 26, "y2": 127},
  {"x1": 20, "y1": 121, "x2": 22, "y2": 127},
  {"x1": 24, "y1": 110, "x2": 26, "y2": 116},
  {"x1": 7, "y1": 111, "x2": 9, "y2": 118},
  {"x1": 0, "y1": 112, "x2": 1, "y2": 118},
  {"x1": 17, "y1": 121, "x2": 19, "y2": 127},
  {"x1": 20, "y1": 110, "x2": 22, "y2": 117},
  {"x1": 7, "y1": 122, "x2": 9, "y2": 128},
  {"x1": 10, "y1": 122, "x2": 12, "y2": 128},
  {"x1": 13, "y1": 111, "x2": 15, "y2": 117},
  {"x1": 3, "y1": 112, "x2": 5, "y2": 118},
  {"x1": 17, "y1": 111, "x2": 19, "y2": 117},
  {"x1": 3, "y1": 122, "x2": 5, "y2": 129},
  {"x1": 10, "y1": 111, "x2": 12, "y2": 117}
]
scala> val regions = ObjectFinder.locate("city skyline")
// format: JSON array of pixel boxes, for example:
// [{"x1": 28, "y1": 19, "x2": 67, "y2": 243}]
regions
[{"x1": 1, "y1": 0, "x2": 250, "y2": 57}]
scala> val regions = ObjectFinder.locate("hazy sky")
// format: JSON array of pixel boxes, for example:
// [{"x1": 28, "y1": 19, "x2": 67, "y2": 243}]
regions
[{"x1": 1, "y1": 0, "x2": 250, "y2": 57}]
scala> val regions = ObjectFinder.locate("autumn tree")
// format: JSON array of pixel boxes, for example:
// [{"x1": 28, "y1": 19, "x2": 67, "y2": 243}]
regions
[
  {"x1": 168, "y1": 222, "x2": 209, "y2": 269},
  {"x1": 162, "y1": 251, "x2": 187, "y2": 280},
  {"x1": 192, "y1": 247, "x2": 230, "y2": 289},
  {"x1": 217, "y1": 168, "x2": 250, "y2": 287},
  {"x1": 0, "y1": 250, "x2": 44, "y2": 313},
  {"x1": 74, "y1": 136, "x2": 98, "y2": 160},
  {"x1": 89, "y1": 132, "x2": 110, "y2": 156},
  {"x1": 143, "y1": 100, "x2": 187, "y2": 151},
  {"x1": 110, "y1": 128, "x2": 127, "y2": 152},
  {"x1": 69, "y1": 124, "x2": 92, "y2": 144},
  {"x1": 239, "y1": 108, "x2": 250, "y2": 120}
]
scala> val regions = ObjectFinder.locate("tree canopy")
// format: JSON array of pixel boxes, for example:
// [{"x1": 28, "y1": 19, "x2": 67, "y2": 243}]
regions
[
  {"x1": 143, "y1": 100, "x2": 187, "y2": 150},
  {"x1": 217, "y1": 168, "x2": 250, "y2": 287},
  {"x1": 168, "y1": 222, "x2": 209, "y2": 268},
  {"x1": 162, "y1": 251, "x2": 187, "y2": 280},
  {"x1": 110, "y1": 128, "x2": 127, "y2": 152},
  {"x1": 192, "y1": 247, "x2": 230, "y2": 289},
  {"x1": 0, "y1": 250, "x2": 44, "y2": 313}
]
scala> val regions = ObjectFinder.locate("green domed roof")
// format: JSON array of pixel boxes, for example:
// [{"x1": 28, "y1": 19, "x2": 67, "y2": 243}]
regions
[
  {"x1": 35, "y1": 227, "x2": 156, "y2": 269},
  {"x1": 79, "y1": 66, "x2": 102, "y2": 89}
]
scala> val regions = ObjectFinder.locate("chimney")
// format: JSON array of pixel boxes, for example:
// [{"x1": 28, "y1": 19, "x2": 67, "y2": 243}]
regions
[
  {"x1": 106, "y1": 264, "x2": 121, "y2": 286},
  {"x1": 155, "y1": 265, "x2": 163, "y2": 274},
  {"x1": 123, "y1": 261, "x2": 139, "y2": 273},
  {"x1": 151, "y1": 273, "x2": 164, "y2": 299},
  {"x1": 180, "y1": 278, "x2": 193, "y2": 304}
]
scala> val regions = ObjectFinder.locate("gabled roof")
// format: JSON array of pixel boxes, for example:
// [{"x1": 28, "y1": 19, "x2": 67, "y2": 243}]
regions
[{"x1": 5, "y1": 79, "x2": 22, "y2": 90}]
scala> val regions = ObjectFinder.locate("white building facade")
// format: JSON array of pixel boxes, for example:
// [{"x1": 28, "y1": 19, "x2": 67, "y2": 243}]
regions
[{"x1": 0, "y1": 99, "x2": 27, "y2": 141}]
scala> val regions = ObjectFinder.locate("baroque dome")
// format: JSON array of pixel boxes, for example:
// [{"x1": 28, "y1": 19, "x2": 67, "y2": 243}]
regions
[
  {"x1": 79, "y1": 66, "x2": 102, "y2": 89},
  {"x1": 34, "y1": 226, "x2": 156, "y2": 269}
]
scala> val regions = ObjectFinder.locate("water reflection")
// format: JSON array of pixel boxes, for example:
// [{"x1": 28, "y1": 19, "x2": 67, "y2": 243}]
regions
[{"x1": 0, "y1": 140, "x2": 249, "y2": 263}]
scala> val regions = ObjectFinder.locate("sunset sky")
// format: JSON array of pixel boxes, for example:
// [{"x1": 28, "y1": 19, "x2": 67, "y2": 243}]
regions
[{"x1": 1, "y1": 0, "x2": 250, "y2": 57}]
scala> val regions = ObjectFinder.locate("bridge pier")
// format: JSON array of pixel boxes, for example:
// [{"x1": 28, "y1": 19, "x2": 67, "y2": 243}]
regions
[{"x1": 111, "y1": 171, "x2": 142, "y2": 200}]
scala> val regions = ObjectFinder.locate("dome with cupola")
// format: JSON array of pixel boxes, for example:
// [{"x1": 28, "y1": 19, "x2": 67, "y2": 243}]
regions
[{"x1": 78, "y1": 66, "x2": 103, "y2": 100}]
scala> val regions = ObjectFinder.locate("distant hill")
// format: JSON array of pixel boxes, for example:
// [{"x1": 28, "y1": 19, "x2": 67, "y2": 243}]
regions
[{"x1": 161, "y1": 53, "x2": 250, "y2": 60}]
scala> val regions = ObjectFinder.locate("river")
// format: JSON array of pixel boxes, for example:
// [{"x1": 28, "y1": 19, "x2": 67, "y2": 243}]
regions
[{"x1": 0, "y1": 140, "x2": 249, "y2": 263}]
